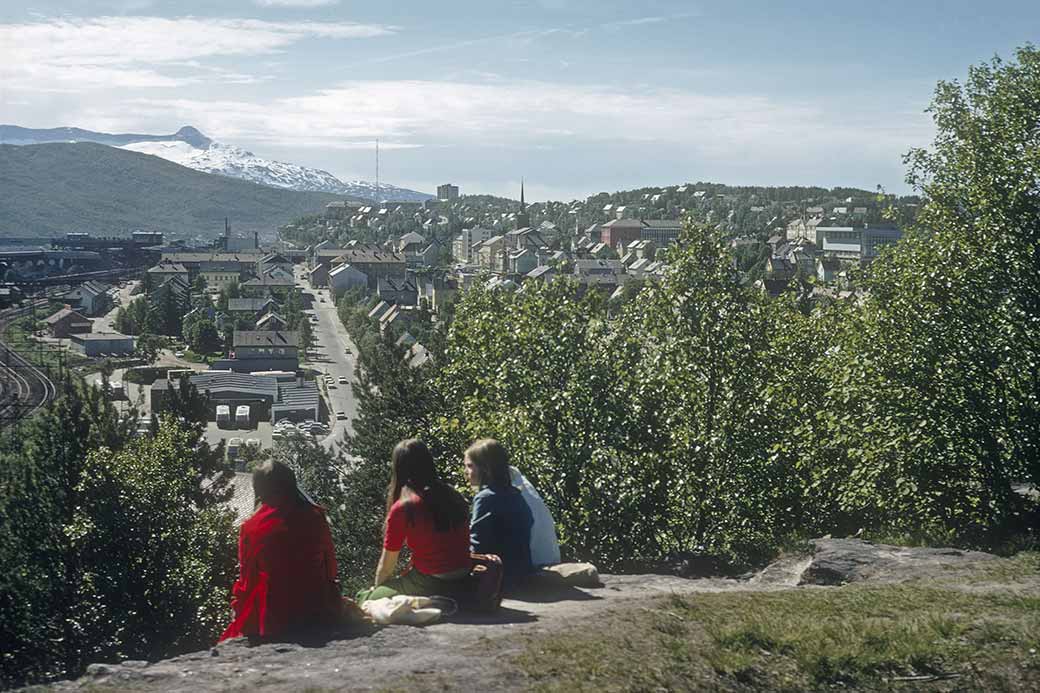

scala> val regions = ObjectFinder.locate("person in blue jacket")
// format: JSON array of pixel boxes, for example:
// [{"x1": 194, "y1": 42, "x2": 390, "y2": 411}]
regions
[{"x1": 463, "y1": 438, "x2": 535, "y2": 580}]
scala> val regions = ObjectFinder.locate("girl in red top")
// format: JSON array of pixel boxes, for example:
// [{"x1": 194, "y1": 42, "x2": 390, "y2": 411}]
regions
[
  {"x1": 357, "y1": 439, "x2": 471, "y2": 604},
  {"x1": 220, "y1": 461, "x2": 353, "y2": 642}
]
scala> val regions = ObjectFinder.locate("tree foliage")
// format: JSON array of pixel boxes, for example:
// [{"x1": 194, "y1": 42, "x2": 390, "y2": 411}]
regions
[{"x1": 0, "y1": 381, "x2": 234, "y2": 687}]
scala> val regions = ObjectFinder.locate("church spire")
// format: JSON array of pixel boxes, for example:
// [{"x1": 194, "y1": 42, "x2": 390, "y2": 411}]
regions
[{"x1": 516, "y1": 178, "x2": 530, "y2": 230}]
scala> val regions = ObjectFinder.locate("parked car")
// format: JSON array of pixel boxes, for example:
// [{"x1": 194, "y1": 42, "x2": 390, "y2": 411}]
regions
[
  {"x1": 338, "y1": 376, "x2": 348, "y2": 384},
  {"x1": 227, "y1": 437, "x2": 243, "y2": 459},
  {"x1": 174, "y1": 351, "x2": 185, "y2": 358}
]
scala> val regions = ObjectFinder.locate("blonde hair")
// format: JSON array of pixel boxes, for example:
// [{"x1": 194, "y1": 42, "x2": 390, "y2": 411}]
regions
[{"x1": 464, "y1": 438, "x2": 512, "y2": 488}]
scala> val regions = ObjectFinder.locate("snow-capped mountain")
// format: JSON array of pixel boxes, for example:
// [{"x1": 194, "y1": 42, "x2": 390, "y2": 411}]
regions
[{"x1": 1, "y1": 124, "x2": 431, "y2": 203}]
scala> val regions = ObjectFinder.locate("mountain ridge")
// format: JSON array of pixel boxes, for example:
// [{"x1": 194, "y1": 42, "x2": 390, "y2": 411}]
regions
[
  {"x1": 0, "y1": 142, "x2": 343, "y2": 239},
  {"x1": 0, "y1": 124, "x2": 431, "y2": 203}
]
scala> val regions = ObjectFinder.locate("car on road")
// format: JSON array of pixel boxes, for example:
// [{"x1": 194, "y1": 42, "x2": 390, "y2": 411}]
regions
[
  {"x1": 335, "y1": 411, "x2": 347, "y2": 420},
  {"x1": 327, "y1": 383, "x2": 336, "y2": 389},
  {"x1": 338, "y1": 376, "x2": 348, "y2": 384}
]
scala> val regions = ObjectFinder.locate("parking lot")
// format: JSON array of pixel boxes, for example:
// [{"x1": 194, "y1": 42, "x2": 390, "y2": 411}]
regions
[{"x1": 203, "y1": 421, "x2": 273, "y2": 458}]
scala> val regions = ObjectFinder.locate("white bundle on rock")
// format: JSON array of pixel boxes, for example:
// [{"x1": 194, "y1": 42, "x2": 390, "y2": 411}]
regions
[{"x1": 361, "y1": 596, "x2": 443, "y2": 625}]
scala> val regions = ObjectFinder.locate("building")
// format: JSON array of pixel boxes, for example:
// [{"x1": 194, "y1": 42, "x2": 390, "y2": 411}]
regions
[
  {"x1": 328, "y1": 248, "x2": 407, "y2": 289},
  {"x1": 816, "y1": 257, "x2": 841, "y2": 283},
  {"x1": 240, "y1": 274, "x2": 295, "y2": 296},
  {"x1": 212, "y1": 330, "x2": 300, "y2": 372},
  {"x1": 159, "y1": 252, "x2": 262, "y2": 277},
  {"x1": 453, "y1": 227, "x2": 495, "y2": 264},
  {"x1": 255, "y1": 312, "x2": 288, "y2": 331},
  {"x1": 232, "y1": 330, "x2": 298, "y2": 358},
  {"x1": 258, "y1": 253, "x2": 293, "y2": 277},
  {"x1": 508, "y1": 249, "x2": 538, "y2": 276},
  {"x1": 640, "y1": 219, "x2": 682, "y2": 245},
  {"x1": 515, "y1": 181, "x2": 530, "y2": 230},
  {"x1": 44, "y1": 306, "x2": 92, "y2": 338},
  {"x1": 227, "y1": 297, "x2": 280, "y2": 317},
  {"x1": 437, "y1": 183, "x2": 459, "y2": 201},
  {"x1": 69, "y1": 332, "x2": 134, "y2": 357},
  {"x1": 64, "y1": 280, "x2": 111, "y2": 316},
  {"x1": 147, "y1": 261, "x2": 189, "y2": 284},
  {"x1": 325, "y1": 200, "x2": 359, "y2": 220},
  {"x1": 397, "y1": 231, "x2": 428, "y2": 266},
  {"x1": 600, "y1": 218, "x2": 644, "y2": 249},
  {"x1": 199, "y1": 261, "x2": 242, "y2": 290},
  {"x1": 329, "y1": 263, "x2": 368, "y2": 293},
  {"x1": 476, "y1": 235, "x2": 506, "y2": 273},
  {"x1": 152, "y1": 371, "x2": 319, "y2": 424},
  {"x1": 377, "y1": 276, "x2": 418, "y2": 306},
  {"x1": 820, "y1": 225, "x2": 903, "y2": 261},
  {"x1": 600, "y1": 218, "x2": 682, "y2": 248}
]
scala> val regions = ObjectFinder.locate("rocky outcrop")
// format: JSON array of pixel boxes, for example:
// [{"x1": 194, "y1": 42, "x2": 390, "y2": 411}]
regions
[
  {"x1": 799, "y1": 538, "x2": 998, "y2": 586},
  {"x1": 42, "y1": 540, "x2": 1008, "y2": 692}
]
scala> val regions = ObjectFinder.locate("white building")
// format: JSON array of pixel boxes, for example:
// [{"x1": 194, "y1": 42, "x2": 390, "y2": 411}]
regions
[
  {"x1": 452, "y1": 227, "x2": 495, "y2": 264},
  {"x1": 820, "y1": 226, "x2": 903, "y2": 261}
]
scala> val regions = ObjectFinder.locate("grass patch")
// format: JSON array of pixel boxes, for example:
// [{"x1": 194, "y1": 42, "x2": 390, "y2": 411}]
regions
[
  {"x1": 513, "y1": 586, "x2": 1040, "y2": 692},
  {"x1": 2, "y1": 316, "x2": 90, "y2": 371},
  {"x1": 180, "y1": 349, "x2": 213, "y2": 364}
]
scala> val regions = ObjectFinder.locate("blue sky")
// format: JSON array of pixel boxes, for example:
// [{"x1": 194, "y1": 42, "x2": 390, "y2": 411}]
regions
[{"x1": 2, "y1": 0, "x2": 1037, "y2": 200}]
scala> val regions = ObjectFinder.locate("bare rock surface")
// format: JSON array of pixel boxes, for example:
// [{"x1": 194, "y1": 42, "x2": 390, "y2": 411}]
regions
[
  {"x1": 40, "y1": 540, "x2": 1009, "y2": 692},
  {"x1": 800, "y1": 537, "x2": 999, "y2": 586}
]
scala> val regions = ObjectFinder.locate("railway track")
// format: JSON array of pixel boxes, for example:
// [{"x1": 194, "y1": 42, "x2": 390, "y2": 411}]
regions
[{"x1": 0, "y1": 299, "x2": 59, "y2": 426}]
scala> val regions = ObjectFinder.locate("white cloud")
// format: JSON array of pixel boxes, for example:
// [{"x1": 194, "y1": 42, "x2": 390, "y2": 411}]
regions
[
  {"x1": 0, "y1": 15, "x2": 393, "y2": 93},
  {"x1": 255, "y1": 0, "x2": 340, "y2": 6},
  {"x1": 108, "y1": 78, "x2": 930, "y2": 163}
]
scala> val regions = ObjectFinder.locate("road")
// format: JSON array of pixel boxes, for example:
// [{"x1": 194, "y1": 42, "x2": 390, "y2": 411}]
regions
[
  {"x1": 94, "y1": 280, "x2": 140, "y2": 333},
  {"x1": 294, "y1": 267, "x2": 359, "y2": 453}
]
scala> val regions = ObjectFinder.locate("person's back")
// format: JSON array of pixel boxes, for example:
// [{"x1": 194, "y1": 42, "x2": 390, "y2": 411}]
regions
[
  {"x1": 220, "y1": 462, "x2": 341, "y2": 641},
  {"x1": 470, "y1": 484, "x2": 535, "y2": 578},
  {"x1": 509, "y1": 465, "x2": 561, "y2": 567}
]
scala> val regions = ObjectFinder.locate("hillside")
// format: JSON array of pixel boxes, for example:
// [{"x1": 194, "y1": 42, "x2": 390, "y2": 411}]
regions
[
  {"x1": 44, "y1": 540, "x2": 1040, "y2": 692},
  {"x1": 0, "y1": 142, "x2": 343, "y2": 239},
  {"x1": 2, "y1": 125, "x2": 432, "y2": 202}
]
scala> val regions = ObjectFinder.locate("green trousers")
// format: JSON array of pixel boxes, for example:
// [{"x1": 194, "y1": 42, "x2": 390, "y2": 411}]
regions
[{"x1": 357, "y1": 569, "x2": 466, "y2": 604}]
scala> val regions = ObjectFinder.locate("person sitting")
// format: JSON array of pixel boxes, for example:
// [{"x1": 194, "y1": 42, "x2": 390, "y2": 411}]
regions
[
  {"x1": 357, "y1": 439, "x2": 471, "y2": 604},
  {"x1": 464, "y1": 439, "x2": 535, "y2": 580},
  {"x1": 509, "y1": 465, "x2": 561, "y2": 567},
  {"x1": 220, "y1": 460, "x2": 347, "y2": 642}
]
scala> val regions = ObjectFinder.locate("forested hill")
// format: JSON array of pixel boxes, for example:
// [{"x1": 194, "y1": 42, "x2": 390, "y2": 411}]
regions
[{"x1": 0, "y1": 142, "x2": 342, "y2": 239}]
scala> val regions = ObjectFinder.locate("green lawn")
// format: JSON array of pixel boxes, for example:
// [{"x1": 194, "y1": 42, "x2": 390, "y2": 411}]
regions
[{"x1": 513, "y1": 572, "x2": 1040, "y2": 692}]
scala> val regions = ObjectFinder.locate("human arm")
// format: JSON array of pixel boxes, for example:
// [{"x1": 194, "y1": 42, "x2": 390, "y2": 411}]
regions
[
  {"x1": 373, "y1": 548, "x2": 400, "y2": 586},
  {"x1": 469, "y1": 490, "x2": 495, "y2": 555},
  {"x1": 374, "y1": 501, "x2": 405, "y2": 586}
]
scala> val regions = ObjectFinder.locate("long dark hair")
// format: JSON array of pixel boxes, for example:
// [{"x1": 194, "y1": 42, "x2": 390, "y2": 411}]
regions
[
  {"x1": 465, "y1": 438, "x2": 515, "y2": 490},
  {"x1": 387, "y1": 439, "x2": 467, "y2": 532}
]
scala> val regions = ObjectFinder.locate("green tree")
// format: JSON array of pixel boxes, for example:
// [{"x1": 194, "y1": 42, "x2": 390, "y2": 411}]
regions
[
  {"x1": 804, "y1": 46, "x2": 1040, "y2": 541},
  {"x1": 73, "y1": 423, "x2": 236, "y2": 663},
  {"x1": 134, "y1": 332, "x2": 165, "y2": 365},
  {"x1": 165, "y1": 373, "x2": 211, "y2": 430},
  {"x1": 0, "y1": 381, "x2": 135, "y2": 685},
  {"x1": 185, "y1": 318, "x2": 221, "y2": 354}
]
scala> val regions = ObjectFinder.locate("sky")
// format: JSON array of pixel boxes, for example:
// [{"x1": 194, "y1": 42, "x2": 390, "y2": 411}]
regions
[{"x1": 1, "y1": 1, "x2": 1038, "y2": 201}]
